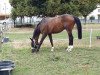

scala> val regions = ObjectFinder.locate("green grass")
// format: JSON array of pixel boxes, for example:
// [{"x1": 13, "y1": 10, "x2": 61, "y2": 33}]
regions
[
  {"x1": 5, "y1": 33, "x2": 32, "y2": 40},
  {"x1": 0, "y1": 26, "x2": 100, "y2": 75},
  {"x1": 0, "y1": 45, "x2": 100, "y2": 75}
]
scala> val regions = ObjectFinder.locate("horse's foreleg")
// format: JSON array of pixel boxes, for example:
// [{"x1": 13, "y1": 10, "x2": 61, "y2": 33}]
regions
[
  {"x1": 48, "y1": 34, "x2": 54, "y2": 51},
  {"x1": 35, "y1": 33, "x2": 40, "y2": 45},
  {"x1": 66, "y1": 32, "x2": 74, "y2": 52},
  {"x1": 36, "y1": 33, "x2": 47, "y2": 52}
]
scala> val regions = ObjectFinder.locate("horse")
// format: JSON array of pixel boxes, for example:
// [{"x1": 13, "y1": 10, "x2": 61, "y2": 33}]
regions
[{"x1": 30, "y1": 14, "x2": 82, "y2": 53}]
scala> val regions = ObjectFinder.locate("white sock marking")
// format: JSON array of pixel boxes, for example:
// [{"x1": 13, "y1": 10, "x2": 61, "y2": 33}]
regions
[
  {"x1": 66, "y1": 45, "x2": 73, "y2": 52},
  {"x1": 51, "y1": 47, "x2": 54, "y2": 51}
]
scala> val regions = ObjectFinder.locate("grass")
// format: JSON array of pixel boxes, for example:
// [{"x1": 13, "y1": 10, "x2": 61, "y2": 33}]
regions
[
  {"x1": 5, "y1": 33, "x2": 32, "y2": 40},
  {"x1": 0, "y1": 24, "x2": 100, "y2": 75},
  {"x1": 0, "y1": 45, "x2": 100, "y2": 75}
]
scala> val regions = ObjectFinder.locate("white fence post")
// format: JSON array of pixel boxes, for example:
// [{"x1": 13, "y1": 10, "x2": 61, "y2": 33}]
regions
[{"x1": 89, "y1": 28, "x2": 93, "y2": 47}]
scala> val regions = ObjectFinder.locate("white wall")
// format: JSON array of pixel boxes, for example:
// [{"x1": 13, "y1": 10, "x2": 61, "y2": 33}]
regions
[{"x1": 0, "y1": 0, "x2": 12, "y2": 15}]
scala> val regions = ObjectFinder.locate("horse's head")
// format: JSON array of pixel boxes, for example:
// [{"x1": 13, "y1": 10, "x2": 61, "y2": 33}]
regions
[{"x1": 30, "y1": 38, "x2": 37, "y2": 52}]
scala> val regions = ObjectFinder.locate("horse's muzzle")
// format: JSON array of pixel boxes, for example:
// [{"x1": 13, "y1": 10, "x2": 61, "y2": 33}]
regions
[
  {"x1": 31, "y1": 44, "x2": 39, "y2": 53},
  {"x1": 31, "y1": 47, "x2": 36, "y2": 53}
]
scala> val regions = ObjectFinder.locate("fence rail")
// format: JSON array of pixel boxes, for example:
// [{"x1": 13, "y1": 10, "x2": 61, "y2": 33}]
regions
[
  {"x1": 0, "y1": 24, "x2": 100, "y2": 50},
  {"x1": 80, "y1": 19, "x2": 100, "y2": 24}
]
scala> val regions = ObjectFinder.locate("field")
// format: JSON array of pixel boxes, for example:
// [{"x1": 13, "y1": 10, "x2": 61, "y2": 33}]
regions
[{"x1": 0, "y1": 24, "x2": 100, "y2": 75}]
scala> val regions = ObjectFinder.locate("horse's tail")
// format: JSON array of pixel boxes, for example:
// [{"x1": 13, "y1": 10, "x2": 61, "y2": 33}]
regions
[{"x1": 73, "y1": 16, "x2": 82, "y2": 39}]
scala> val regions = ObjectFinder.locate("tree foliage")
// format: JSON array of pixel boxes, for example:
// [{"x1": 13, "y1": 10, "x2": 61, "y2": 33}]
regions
[
  {"x1": 9, "y1": 0, "x2": 99, "y2": 18},
  {"x1": 79, "y1": 0, "x2": 97, "y2": 17}
]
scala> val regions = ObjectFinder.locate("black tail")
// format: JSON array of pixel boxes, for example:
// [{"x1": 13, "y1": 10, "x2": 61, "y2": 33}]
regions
[{"x1": 73, "y1": 16, "x2": 82, "y2": 39}]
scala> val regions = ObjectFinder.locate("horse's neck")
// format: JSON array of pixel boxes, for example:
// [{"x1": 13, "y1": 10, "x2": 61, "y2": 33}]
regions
[{"x1": 33, "y1": 26, "x2": 40, "y2": 39}]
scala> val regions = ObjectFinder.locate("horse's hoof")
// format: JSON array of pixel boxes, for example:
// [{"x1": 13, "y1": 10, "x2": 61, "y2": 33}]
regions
[
  {"x1": 51, "y1": 47, "x2": 54, "y2": 52},
  {"x1": 66, "y1": 45, "x2": 73, "y2": 52}
]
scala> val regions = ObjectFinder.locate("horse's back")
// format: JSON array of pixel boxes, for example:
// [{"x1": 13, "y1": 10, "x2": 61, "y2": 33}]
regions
[
  {"x1": 39, "y1": 16, "x2": 64, "y2": 34},
  {"x1": 38, "y1": 14, "x2": 75, "y2": 34}
]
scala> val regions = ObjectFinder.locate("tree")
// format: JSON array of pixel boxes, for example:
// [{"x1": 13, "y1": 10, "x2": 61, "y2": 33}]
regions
[
  {"x1": 9, "y1": 0, "x2": 80, "y2": 18},
  {"x1": 43, "y1": 0, "x2": 61, "y2": 16},
  {"x1": 11, "y1": 8, "x2": 17, "y2": 26},
  {"x1": 75, "y1": 0, "x2": 98, "y2": 24},
  {"x1": 60, "y1": 2, "x2": 79, "y2": 16},
  {"x1": 10, "y1": 0, "x2": 35, "y2": 24},
  {"x1": 9, "y1": 0, "x2": 21, "y2": 8},
  {"x1": 10, "y1": 0, "x2": 99, "y2": 23},
  {"x1": 30, "y1": 0, "x2": 79, "y2": 16}
]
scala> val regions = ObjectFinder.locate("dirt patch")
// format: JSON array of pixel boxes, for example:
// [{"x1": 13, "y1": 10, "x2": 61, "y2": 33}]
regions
[
  {"x1": 8, "y1": 28, "x2": 34, "y2": 33},
  {"x1": 11, "y1": 40, "x2": 67, "y2": 49},
  {"x1": 12, "y1": 40, "x2": 30, "y2": 49},
  {"x1": 11, "y1": 38, "x2": 100, "y2": 49}
]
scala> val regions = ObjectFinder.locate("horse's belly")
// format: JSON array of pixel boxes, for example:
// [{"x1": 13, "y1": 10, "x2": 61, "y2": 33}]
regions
[
  {"x1": 52, "y1": 28, "x2": 64, "y2": 33},
  {"x1": 49, "y1": 25, "x2": 64, "y2": 34}
]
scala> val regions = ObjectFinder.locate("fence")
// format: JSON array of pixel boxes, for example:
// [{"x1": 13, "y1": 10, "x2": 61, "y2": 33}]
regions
[
  {"x1": 14, "y1": 19, "x2": 100, "y2": 26},
  {"x1": 0, "y1": 27, "x2": 99, "y2": 49},
  {"x1": 0, "y1": 24, "x2": 100, "y2": 50},
  {"x1": 80, "y1": 19, "x2": 100, "y2": 24}
]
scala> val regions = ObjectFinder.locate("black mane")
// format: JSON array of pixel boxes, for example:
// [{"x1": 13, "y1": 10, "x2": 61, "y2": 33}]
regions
[{"x1": 32, "y1": 22, "x2": 41, "y2": 39}]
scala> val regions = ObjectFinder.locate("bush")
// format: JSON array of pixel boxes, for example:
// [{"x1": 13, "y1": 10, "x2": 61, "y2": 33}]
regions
[
  {"x1": 90, "y1": 16, "x2": 95, "y2": 20},
  {"x1": 90, "y1": 16, "x2": 95, "y2": 22}
]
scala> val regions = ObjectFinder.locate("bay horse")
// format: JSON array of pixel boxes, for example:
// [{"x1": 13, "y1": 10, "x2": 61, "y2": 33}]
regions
[{"x1": 30, "y1": 14, "x2": 82, "y2": 53}]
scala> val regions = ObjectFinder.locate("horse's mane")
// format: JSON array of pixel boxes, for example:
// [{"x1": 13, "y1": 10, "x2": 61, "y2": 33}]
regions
[{"x1": 32, "y1": 21, "x2": 41, "y2": 39}]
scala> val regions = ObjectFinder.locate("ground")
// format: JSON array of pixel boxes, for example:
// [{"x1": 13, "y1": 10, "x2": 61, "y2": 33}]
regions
[{"x1": 0, "y1": 24, "x2": 100, "y2": 75}]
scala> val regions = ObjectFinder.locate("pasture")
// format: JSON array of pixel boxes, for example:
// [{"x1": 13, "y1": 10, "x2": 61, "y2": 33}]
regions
[{"x1": 0, "y1": 24, "x2": 100, "y2": 75}]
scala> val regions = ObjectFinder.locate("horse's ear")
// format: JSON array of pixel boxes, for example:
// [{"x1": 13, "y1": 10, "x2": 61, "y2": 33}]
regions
[
  {"x1": 30, "y1": 38, "x2": 35, "y2": 42},
  {"x1": 30, "y1": 38, "x2": 32, "y2": 41}
]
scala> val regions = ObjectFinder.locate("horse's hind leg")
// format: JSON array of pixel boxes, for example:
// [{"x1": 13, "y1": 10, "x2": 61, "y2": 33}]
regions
[
  {"x1": 48, "y1": 34, "x2": 54, "y2": 51},
  {"x1": 66, "y1": 32, "x2": 74, "y2": 52}
]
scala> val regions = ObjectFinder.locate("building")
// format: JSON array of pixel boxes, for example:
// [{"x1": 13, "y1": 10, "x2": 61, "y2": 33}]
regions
[
  {"x1": 87, "y1": 4, "x2": 100, "y2": 20},
  {"x1": 0, "y1": 0, "x2": 12, "y2": 20}
]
